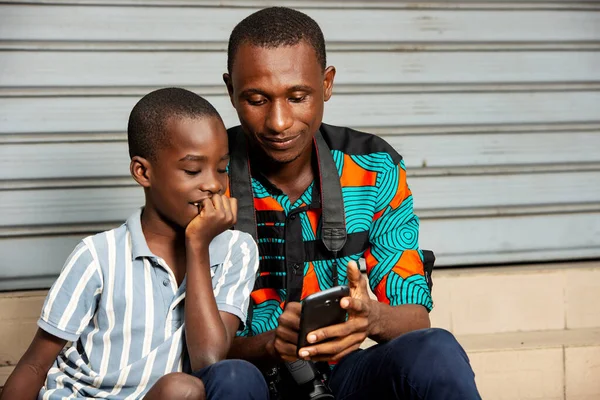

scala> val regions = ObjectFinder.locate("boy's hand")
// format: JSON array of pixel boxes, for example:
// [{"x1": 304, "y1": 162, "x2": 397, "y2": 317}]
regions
[{"x1": 185, "y1": 194, "x2": 237, "y2": 247}]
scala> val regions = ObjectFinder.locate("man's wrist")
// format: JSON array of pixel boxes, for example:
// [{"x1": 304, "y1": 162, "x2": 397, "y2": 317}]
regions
[{"x1": 367, "y1": 298, "x2": 383, "y2": 338}]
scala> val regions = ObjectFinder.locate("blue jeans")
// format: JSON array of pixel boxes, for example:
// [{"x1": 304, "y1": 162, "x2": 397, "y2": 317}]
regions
[
  {"x1": 192, "y1": 359, "x2": 269, "y2": 399},
  {"x1": 329, "y1": 328, "x2": 481, "y2": 400}
]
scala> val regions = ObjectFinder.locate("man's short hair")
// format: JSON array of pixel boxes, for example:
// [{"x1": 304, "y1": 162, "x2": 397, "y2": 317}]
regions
[
  {"x1": 227, "y1": 7, "x2": 326, "y2": 74},
  {"x1": 127, "y1": 87, "x2": 221, "y2": 160}
]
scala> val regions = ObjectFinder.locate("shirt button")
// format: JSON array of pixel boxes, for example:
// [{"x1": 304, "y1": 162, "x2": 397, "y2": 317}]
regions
[
  {"x1": 162, "y1": 279, "x2": 170, "y2": 287},
  {"x1": 289, "y1": 214, "x2": 297, "y2": 220}
]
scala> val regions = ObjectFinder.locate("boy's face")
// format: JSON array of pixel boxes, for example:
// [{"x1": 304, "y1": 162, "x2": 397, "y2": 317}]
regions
[
  {"x1": 224, "y1": 41, "x2": 335, "y2": 164},
  {"x1": 146, "y1": 116, "x2": 229, "y2": 229}
]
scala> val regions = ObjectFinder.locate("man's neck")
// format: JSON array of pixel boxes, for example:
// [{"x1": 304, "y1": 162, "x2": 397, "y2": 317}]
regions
[{"x1": 253, "y1": 147, "x2": 315, "y2": 205}]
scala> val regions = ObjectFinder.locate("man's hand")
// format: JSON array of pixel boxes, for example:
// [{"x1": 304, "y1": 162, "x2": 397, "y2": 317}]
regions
[
  {"x1": 297, "y1": 261, "x2": 374, "y2": 362},
  {"x1": 185, "y1": 194, "x2": 237, "y2": 247},
  {"x1": 269, "y1": 302, "x2": 302, "y2": 363}
]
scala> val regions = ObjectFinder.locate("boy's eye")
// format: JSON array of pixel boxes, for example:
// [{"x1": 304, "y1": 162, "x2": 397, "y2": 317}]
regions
[
  {"x1": 217, "y1": 169, "x2": 227, "y2": 174},
  {"x1": 184, "y1": 170, "x2": 200, "y2": 176}
]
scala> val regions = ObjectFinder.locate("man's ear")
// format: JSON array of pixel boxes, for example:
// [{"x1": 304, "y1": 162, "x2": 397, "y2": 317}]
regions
[
  {"x1": 130, "y1": 156, "x2": 152, "y2": 188},
  {"x1": 223, "y1": 73, "x2": 235, "y2": 107},
  {"x1": 323, "y1": 66, "x2": 336, "y2": 102}
]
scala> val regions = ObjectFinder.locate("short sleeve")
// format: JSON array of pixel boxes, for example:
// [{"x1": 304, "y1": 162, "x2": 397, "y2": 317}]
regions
[
  {"x1": 38, "y1": 240, "x2": 103, "y2": 341},
  {"x1": 364, "y1": 158, "x2": 433, "y2": 311},
  {"x1": 211, "y1": 231, "x2": 259, "y2": 325}
]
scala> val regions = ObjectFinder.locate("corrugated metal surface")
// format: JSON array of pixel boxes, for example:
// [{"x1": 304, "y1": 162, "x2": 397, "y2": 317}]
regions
[{"x1": 1, "y1": 1, "x2": 600, "y2": 290}]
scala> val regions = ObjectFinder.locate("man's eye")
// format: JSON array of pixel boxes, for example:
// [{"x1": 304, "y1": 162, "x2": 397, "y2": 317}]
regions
[
  {"x1": 247, "y1": 97, "x2": 266, "y2": 106},
  {"x1": 290, "y1": 96, "x2": 306, "y2": 103},
  {"x1": 184, "y1": 170, "x2": 200, "y2": 175}
]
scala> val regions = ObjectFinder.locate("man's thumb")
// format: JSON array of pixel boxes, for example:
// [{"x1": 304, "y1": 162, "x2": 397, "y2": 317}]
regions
[{"x1": 347, "y1": 260, "x2": 361, "y2": 284}]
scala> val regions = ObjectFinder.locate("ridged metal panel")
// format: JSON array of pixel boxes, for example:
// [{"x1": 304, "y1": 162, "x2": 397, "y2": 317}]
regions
[{"x1": 1, "y1": 1, "x2": 599, "y2": 290}]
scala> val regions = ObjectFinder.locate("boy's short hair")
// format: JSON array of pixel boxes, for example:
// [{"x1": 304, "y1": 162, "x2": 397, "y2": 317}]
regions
[
  {"x1": 128, "y1": 87, "x2": 222, "y2": 160},
  {"x1": 227, "y1": 7, "x2": 326, "y2": 74}
]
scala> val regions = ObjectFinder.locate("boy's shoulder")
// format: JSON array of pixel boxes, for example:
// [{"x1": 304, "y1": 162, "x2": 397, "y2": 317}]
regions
[
  {"x1": 74, "y1": 223, "x2": 129, "y2": 269},
  {"x1": 208, "y1": 229, "x2": 256, "y2": 267}
]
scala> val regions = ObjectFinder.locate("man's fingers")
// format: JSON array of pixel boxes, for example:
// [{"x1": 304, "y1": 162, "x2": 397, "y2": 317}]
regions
[
  {"x1": 346, "y1": 260, "x2": 362, "y2": 288},
  {"x1": 299, "y1": 332, "x2": 365, "y2": 361},
  {"x1": 273, "y1": 338, "x2": 298, "y2": 362},
  {"x1": 274, "y1": 325, "x2": 298, "y2": 345},
  {"x1": 340, "y1": 296, "x2": 368, "y2": 315},
  {"x1": 278, "y1": 302, "x2": 301, "y2": 331},
  {"x1": 306, "y1": 316, "x2": 368, "y2": 345}
]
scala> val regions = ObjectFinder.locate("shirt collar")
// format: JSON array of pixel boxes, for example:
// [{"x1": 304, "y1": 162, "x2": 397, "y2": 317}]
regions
[{"x1": 126, "y1": 207, "x2": 155, "y2": 260}]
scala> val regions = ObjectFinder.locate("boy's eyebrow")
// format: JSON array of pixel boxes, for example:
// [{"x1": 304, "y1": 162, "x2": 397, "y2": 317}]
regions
[
  {"x1": 179, "y1": 154, "x2": 207, "y2": 162},
  {"x1": 179, "y1": 154, "x2": 230, "y2": 162}
]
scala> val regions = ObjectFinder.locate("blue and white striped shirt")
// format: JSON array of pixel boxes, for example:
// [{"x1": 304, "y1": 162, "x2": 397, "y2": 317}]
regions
[{"x1": 37, "y1": 209, "x2": 259, "y2": 399}]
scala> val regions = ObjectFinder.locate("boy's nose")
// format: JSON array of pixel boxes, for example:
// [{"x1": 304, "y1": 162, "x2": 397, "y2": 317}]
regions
[{"x1": 200, "y1": 173, "x2": 223, "y2": 194}]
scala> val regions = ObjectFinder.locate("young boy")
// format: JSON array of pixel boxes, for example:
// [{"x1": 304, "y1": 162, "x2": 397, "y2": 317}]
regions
[{"x1": 0, "y1": 88, "x2": 268, "y2": 400}]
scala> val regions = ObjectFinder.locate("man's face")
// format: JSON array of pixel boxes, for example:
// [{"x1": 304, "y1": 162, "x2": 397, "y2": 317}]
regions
[
  {"x1": 224, "y1": 41, "x2": 335, "y2": 164},
  {"x1": 148, "y1": 116, "x2": 229, "y2": 229}
]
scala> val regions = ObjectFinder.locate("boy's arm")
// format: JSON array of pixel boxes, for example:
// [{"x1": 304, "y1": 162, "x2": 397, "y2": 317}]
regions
[
  {"x1": 184, "y1": 195, "x2": 241, "y2": 371},
  {"x1": 0, "y1": 329, "x2": 66, "y2": 400}
]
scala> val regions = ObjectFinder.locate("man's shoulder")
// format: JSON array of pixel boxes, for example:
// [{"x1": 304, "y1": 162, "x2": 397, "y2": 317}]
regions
[{"x1": 320, "y1": 123, "x2": 402, "y2": 165}]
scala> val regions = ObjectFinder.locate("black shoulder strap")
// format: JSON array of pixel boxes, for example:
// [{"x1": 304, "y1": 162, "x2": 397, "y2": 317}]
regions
[
  {"x1": 314, "y1": 131, "x2": 347, "y2": 254},
  {"x1": 229, "y1": 129, "x2": 258, "y2": 241}
]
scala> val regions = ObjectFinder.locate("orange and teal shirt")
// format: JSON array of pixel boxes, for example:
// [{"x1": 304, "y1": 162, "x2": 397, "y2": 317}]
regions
[{"x1": 228, "y1": 123, "x2": 433, "y2": 337}]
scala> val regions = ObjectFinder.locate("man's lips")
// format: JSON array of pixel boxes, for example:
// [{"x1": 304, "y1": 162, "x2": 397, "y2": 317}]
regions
[{"x1": 262, "y1": 135, "x2": 300, "y2": 149}]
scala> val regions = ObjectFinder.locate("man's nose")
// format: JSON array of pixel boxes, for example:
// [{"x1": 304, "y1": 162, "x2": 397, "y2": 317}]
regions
[{"x1": 265, "y1": 99, "x2": 294, "y2": 133}]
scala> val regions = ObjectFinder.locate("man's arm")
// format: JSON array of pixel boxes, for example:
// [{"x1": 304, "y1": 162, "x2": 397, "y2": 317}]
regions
[
  {"x1": 298, "y1": 158, "x2": 432, "y2": 361},
  {"x1": 228, "y1": 302, "x2": 302, "y2": 369},
  {"x1": 0, "y1": 329, "x2": 66, "y2": 400}
]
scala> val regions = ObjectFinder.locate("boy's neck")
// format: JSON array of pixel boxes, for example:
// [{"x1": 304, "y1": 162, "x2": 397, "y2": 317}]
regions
[{"x1": 140, "y1": 207, "x2": 187, "y2": 284}]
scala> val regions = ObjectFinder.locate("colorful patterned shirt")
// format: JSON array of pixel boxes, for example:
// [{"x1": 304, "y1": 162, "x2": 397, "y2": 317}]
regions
[{"x1": 229, "y1": 124, "x2": 433, "y2": 337}]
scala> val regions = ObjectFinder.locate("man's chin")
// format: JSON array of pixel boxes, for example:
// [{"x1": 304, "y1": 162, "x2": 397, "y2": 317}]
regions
[{"x1": 265, "y1": 151, "x2": 302, "y2": 165}]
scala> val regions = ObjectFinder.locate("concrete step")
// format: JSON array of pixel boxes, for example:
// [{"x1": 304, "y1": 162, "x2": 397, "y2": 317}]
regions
[
  {"x1": 429, "y1": 261, "x2": 600, "y2": 335},
  {"x1": 2, "y1": 261, "x2": 600, "y2": 399},
  {"x1": 360, "y1": 328, "x2": 600, "y2": 400}
]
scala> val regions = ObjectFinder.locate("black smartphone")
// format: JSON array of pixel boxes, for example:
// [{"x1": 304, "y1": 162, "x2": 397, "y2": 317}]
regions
[{"x1": 297, "y1": 285, "x2": 350, "y2": 351}]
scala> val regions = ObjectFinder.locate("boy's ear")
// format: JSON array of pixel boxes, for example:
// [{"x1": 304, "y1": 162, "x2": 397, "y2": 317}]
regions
[
  {"x1": 223, "y1": 73, "x2": 235, "y2": 107},
  {"x1": 130, "y1": 156, "x2": 152, "y2": 188}
]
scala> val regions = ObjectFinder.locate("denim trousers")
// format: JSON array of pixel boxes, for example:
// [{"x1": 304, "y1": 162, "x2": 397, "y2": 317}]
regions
[
  {"x1": 328, "y1": 328, "x2": 482, "y2": 400},
  {"x1": 192, "y1": 359, "x2": 270, "y2": 399}
]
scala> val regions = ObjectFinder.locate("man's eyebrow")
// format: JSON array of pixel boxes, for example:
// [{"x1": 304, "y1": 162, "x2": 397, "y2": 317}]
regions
[
  {"x1": 289, "y1": 85, "x2": 313, "y2": 92},
  {"x1": 240, "y1": 88, "x2": 267, "y2": 96}
]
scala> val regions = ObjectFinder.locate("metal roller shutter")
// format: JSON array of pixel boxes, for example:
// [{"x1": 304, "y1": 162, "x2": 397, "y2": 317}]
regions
[{"x1": 1, "y1": 1, "x2": 599, "y2": 290}]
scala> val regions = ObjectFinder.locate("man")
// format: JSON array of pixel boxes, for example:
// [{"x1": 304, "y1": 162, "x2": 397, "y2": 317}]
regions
[{"x1": 223, "y1": 7, "x2": 481, "y2": 400}]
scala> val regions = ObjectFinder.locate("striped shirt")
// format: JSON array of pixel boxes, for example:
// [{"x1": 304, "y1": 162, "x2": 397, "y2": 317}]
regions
[{"x1": 37, "y1": 209, "x2": 259, "y2": 399}]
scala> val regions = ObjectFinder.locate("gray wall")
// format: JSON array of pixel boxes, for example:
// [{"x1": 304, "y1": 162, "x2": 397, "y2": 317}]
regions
[{"x1": 1, "y1": 1, "x2": 600, "y2": 290}]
